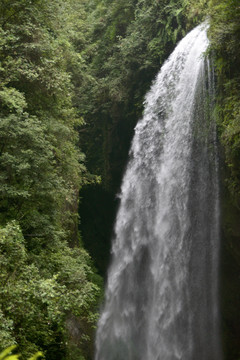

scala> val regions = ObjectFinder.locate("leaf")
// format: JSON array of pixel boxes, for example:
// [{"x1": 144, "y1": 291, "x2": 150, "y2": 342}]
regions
[
  {"x1": 3, "y1": 356, "x2": 20, "y2": 360},
  {"x1": 0, "y1": 347, "x2": 17, "y2": 360},
  {"x1": 175, "y1": 7, "x2": 183, "y2": 17},
  {"x1": 28, "y1": 352, "x2": 43, "y2": 360}
]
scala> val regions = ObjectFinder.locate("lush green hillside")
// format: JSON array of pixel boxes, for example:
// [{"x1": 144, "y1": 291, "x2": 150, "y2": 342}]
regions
[
  {"x1": 0, "y1": 1, "x2": 102, "y2": 359},
  {"x1": 1, "y1": 0, "x2": 240, "y2": 358}
]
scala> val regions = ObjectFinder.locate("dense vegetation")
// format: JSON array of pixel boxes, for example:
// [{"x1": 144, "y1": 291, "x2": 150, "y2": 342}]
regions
[
  {"x1": 207, "y1": 1, "x2": 240, "y2": 358},
  {"x1": 1, "y1": 0, "x2": 240, "y2": 359},
  {"x1": 0, "y1": 1, "x2": 102, "y2": 359},
  {"x1": 79, "y1": 0, "x2": 192, "y2": 275},
  {"x1": 0, "y1": 345, "x2": 42, "y2": 360}
]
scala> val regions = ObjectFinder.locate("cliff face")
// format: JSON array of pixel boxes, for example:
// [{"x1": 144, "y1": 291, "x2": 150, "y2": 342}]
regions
[
  {"x1": 79, "y1": 0, "x2": 240, "y2": 358},
  {"x1": 79, "y1": 0, "x2": 192, "y2": 275},
  {"x1": 207, "y1": 2, "x2": 240, "y2": 358}
]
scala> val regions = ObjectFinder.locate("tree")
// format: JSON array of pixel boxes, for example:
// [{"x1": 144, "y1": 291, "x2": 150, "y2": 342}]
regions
[
  {"x1": 0, "y1": 1, "x2": 102, "y2": 359},
  {"x1": 0, "y1": 222, "x2": 102, "y2": 359}
]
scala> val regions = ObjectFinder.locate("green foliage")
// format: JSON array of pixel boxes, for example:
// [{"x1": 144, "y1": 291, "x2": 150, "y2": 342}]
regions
[
  {"x1": 208, "y1": 0, "x2": 240, "y2": 206},
  {"x1": 206, "y1": 1, "x2": 240, "y2": 359},
  {"x1": 84, "y1": 0, "x2": 189, "y2": 107},
  {"x1": 0, "y1": 222, "x2": 102, "y2": 359},
  {"x1": 0, "y1": 0, "x2": 102, "y2": 359},
  {"x1": 6, "y1": 0, "x2": 240, "y2": 358},
  {"x1": 76, "y1": 0, "x2": 195, "y2": 276},
  {"x1": 184, "y1": 0, "x2": 208, "y2": 25},
  {"x1": 77, "y1": 0, "x2": 191, "y2": 183},
  {"x1": 0, "y1": 346, "x2": 42, "y2": 360},
  {"x1": 0, "y1": 0, "x2": 90, "y2": 244}
]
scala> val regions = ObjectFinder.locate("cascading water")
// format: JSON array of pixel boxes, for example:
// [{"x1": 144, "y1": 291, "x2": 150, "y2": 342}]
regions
[{"x1": 95, "y1": 23, "x2": 222, "y2": 360}]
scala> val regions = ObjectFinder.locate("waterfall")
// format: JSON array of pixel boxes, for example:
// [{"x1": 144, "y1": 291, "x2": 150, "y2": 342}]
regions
[{"x1": 95, "y1": 23, "x2": 222, "y2": 360}]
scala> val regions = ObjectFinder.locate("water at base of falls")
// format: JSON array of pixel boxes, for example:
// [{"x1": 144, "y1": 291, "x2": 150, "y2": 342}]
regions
[{"x1": 95, "y1": 23, "x2": 222, "y2": 360}]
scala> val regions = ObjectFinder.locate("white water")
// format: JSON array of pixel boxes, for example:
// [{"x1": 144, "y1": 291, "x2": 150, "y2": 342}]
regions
[{"x1": 95, "y1": 24, "x2": 222, "y2": 360}]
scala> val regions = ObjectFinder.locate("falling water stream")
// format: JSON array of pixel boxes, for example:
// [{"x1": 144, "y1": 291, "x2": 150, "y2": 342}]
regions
[{"x1": 95, "y1": 23, "x2": 222, "y2": 360}]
